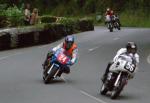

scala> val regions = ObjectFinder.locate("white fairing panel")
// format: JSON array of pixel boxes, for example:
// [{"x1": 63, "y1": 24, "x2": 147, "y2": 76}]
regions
[{"x1": 109, "y1": 55, "x2": 136, "y2": 75}]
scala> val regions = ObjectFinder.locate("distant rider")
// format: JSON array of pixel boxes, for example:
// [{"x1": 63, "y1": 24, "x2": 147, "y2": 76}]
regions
[
  {"x1": 110, "y1": 10, "x2": 121, "y2": 26},
  {"x1": 105, "y1": 8, "x2": 121, "y2": 26},
  {"x1": 105, "y1": 8, "x2": 113, "y2": 24},
  {"x1": 102, "y1": 42, "x2": 139, "y2": 82}
]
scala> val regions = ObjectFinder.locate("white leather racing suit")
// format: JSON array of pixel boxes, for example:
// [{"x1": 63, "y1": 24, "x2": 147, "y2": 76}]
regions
[{"x1": 113, "y1": 48, "x2": 139, "y2": 74}]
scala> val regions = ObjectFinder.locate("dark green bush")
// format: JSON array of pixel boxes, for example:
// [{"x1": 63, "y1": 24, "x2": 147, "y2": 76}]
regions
[
  {"x1": 40, "y1": 16, "x2": 57, "y2": 23},
  {"x1": 56, "y1": 17, "x2": 80, "y2": 33},
  {"x1": 78, "y1": 18, "x2": 94, "y2": 31},
  {"x1": 5, "y1": 5, "x2": 24, "y2": 27},
  {"x1": 43, "y1": 23, "x2": 68, "y2": 40},
  {"x1": 56, "y1": 17, "x2": 94, "y2": 32},
  {"x1": 0, "y1": 16, "x2": 9, "y2": 28}
]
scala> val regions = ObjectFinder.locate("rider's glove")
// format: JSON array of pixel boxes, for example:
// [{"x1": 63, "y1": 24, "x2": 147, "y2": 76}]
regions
[
  {"x1": 67, "y1": 60, "x2": 73, "y2": 66},
  {"x1": 47, "y1": 50, "x2": 54, "y2": 57}
]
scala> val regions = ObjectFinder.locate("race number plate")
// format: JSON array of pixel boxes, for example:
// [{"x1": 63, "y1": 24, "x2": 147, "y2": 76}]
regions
[
  {"x1": 58, "y1": 53, "x2": 68, "y2": 64},
  {"x1": 124, "y1": 62, "x2": 135, "y2": 73}
]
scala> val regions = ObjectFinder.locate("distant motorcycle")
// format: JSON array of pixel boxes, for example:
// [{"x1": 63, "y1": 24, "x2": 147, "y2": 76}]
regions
[
  {"x1": 106, "y1": 15, "x2": 113, "y2": 32},
  {"x1": 107, "y1": 21, "x2": 113, "y2": 32},
  {"x1": 100, "y1": 54, "x2": 136, "y2": 99},
  {"x1": 112, "y1": 15, "x2": 121, "y2": 30},
  {"x1": 43, "y1": 48, "x2": 71, "y2": 84}
]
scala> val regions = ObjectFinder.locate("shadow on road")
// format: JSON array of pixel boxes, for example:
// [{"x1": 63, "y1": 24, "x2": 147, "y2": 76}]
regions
[
  {"x1": 99, "y1": 92, "x2": 142, "y2": 101},
  {"x1": 48, "y1": 79, "x2": 65, "y2": 84}
]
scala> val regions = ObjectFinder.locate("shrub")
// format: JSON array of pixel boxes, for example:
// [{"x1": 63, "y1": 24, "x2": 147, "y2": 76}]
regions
[
  {"x1": 0, "y1": 15, "x2": 9, "y2": 28},
  {"x1": 0, "y1": 5, "x2": 24, "y2": 27},
  {"x1": 40, "y1": 16, "x2": 57, "y2": 23},
  {"x1": 78, "y1": 18, "x2": 94, "y2": 31},
  {"x1": 56, "y1": 17, "x2": 79, "y2": 33}
]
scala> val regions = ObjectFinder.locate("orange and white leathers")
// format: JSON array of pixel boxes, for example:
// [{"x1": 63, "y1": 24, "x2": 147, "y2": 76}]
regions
[{"x1": 52, "y1": 42, "x2": 78, "y2": 65}]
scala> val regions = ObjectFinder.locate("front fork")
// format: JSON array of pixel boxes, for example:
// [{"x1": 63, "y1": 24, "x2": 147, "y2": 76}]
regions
[
  {"x1": 114, "y1": 72, "x2": 128, "y2": 87},
  {"x1": 54, "y1": 69, "x2": 60, "y2": 78},
  {"x1": 114, "y1": 72, "x2": 122, "y2": 87},
  {"x1": 47, "y1": 64, "x2": 54, "y2": 74},
  {"x1": 47, "y1": 63, "x2": 60, "y2": 78}
]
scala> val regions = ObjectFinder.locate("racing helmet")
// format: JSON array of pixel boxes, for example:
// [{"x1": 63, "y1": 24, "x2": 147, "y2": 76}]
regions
[
  {"x1": 126, "y1": 42, "x2": 137, "y2": 54},
  {"x1": 64, "y1": 35, "x2": 74, "y2": 50},
  {"x1": 107, "y1": 8, "x2": 110, "y2": 12}
]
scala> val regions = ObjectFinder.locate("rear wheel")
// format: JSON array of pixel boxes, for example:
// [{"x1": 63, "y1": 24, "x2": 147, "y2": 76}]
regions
[{"x1": 117, "y1": 23, "x2": 121, "y2": 30}]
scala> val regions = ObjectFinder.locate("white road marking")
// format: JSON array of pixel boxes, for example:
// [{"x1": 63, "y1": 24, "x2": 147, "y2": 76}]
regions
[
  {"x1": 147, "y1": 54, "x2": 150, "y2": 64},
  {"x1": 0, "y1": 52, "x2": 23, "y2": 60},
  {"x1": 80, "y1": 90, "x2": 108, "y2": 103},
  {"x1": 89, "y1": 46, "x2": 99, "y2": 52},
  {"x1": 113, "y1": 37, "x2": 120, "y2": 40}
]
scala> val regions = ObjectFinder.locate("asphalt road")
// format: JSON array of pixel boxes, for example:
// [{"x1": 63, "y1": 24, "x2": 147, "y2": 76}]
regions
[{"x1": 0, "y1": 27, "x2": 150, "y2": 103}]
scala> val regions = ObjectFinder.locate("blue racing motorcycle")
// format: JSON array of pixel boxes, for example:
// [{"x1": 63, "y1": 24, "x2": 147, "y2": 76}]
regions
[{"x1": 43, "y1": 48, "x2": 71, "y2": 84}]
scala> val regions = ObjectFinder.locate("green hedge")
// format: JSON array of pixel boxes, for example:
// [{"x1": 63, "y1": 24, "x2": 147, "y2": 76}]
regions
[
  {"x1": 0, "y1": 16, "x2": 9, "y2": 28},
  {"x1": 0, "y1": 18, "x2": 94, "y2": 50},
  {"x1": 78, "y1": 18, "x2": 94, "y2": 31},
  {"x1": 56, "y1": 17, "x2": 94, "y2": 33},
  {"x1": 40, "y1": 16, "x2": 57, "y2": 23}
]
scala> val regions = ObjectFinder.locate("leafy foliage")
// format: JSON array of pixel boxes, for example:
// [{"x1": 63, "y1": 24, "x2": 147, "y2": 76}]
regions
[
  {"x1": 0, "y1": 4, "x2": 24, "y2": 27},
  {"x1": 40, "y1": 16, "x2": 57, "y2": 23},
  {"x1": 0, "y1": 0, "x2": 149, "y2": 27}
]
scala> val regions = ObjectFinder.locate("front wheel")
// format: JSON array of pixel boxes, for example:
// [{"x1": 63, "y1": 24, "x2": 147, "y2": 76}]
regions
[
  {"x1": 108, "y1": 23, "x2": 113, "y2": 32},
  {"x1": 100, "y1": 83, "x2": 108, "y2": 95},
  {"x1": 43, "y1": 65, "x2": 58, "y2": 84},
  {"x1": 111, "y1": 88, "x2": 120, "y2": 99},
  {"x1": 111, "y1": 81, "x2": 125, "y2": 99}
]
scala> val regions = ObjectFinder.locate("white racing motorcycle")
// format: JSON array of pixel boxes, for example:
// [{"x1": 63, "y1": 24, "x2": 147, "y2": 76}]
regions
[{"x1": 100, "y1": 54, "x2": 136, "y2": 99}]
